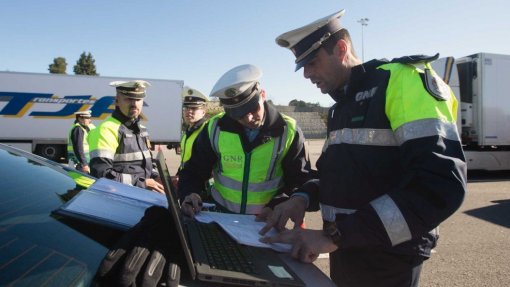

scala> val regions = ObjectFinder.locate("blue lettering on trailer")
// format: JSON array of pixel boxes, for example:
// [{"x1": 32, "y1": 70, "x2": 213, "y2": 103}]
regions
[{"x1": 0, "y1": 92, "x2": 116, "y2": 119}]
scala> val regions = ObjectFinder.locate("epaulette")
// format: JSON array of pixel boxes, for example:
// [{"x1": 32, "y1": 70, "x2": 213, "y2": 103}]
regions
[
  {"x1": 390, "y1": 53, "x2": 440, "y2": 65},
  {"x1": 390, "y1": 53, "x2": 450, "y2": 101}
]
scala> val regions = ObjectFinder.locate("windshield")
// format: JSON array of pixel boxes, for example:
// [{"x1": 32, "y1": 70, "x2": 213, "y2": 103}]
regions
[{"x1": 0, "y1": 147, "x2": 121, "y2": 286}]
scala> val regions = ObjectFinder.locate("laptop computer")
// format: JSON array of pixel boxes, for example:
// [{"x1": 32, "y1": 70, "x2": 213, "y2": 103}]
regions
[{"x1": 155, "y1": 151, "x2": 305, "y2": 287}]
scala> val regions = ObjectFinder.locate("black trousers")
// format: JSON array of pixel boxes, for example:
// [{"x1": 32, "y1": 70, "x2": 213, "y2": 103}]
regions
[{"x1": 330, "y1": 247, "x2": 425, "y2": 287}]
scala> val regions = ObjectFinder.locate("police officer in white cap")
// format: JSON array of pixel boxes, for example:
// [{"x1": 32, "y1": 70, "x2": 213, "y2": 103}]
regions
[
  {"x1": 178, "y1": 64, "x2": 310, "y2": 218},
  {"x1": 260, "y1": 9, "x2": 467, "y2": 287},
  {"x1": 88, "y1": 80, "x2": 164, "y2": 193},
  {"x1": 178, "y1": 86, "x2": 209, "y2": 171},
  {"x1": 67, "y1": 110, "x2": 95, "y2": 173}
]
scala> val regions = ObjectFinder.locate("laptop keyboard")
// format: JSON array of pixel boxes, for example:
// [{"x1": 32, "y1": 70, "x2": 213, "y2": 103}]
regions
[{"x1": 196, "y1": 223, "x2": 257, "y2": 274}]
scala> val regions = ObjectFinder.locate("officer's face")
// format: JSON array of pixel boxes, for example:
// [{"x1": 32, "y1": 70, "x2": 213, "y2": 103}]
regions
[
  {"x1": 183, "y1": 106, "x2": 206, "y2": 126},
  {"x1": 116, "y1": 95, "x2": 143, "y2": 119},
  {"x1": 303, "y1": 46, "x2": 345, "y2": 94},
  {"x1": 237, "y1": 92, "x2": 266, "y2": 129},
  {"x1": 78, "y1": 117, "x2": 92, "y2": 126}
]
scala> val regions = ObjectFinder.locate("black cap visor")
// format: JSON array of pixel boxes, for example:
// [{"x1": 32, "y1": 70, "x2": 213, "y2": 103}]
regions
[
  {"x1": 295, "y1": 49, "x2": 320, "y2": 71},
  {"x1": 223, "y1": 93, "x2": 260, "y2": 120}
]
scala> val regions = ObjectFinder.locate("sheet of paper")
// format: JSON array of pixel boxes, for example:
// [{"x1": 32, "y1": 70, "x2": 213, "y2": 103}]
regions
[{"x1": 195, "y1": 211, "x2": 292, "y2": 253}]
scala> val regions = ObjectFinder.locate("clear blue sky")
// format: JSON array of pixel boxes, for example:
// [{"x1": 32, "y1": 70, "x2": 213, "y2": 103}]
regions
[{"x1": 1, "y1": 0, "x2": 509, "y2": 107}]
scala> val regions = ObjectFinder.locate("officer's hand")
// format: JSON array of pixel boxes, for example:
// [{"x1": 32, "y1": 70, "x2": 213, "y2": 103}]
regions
[
  {"x1": 82, "y1": 165, "x2": 90, "y2": 174},
  {"x1": 94, "y1": 206, "x2": 181, "y2": 287},
  {"x1": 145, "y1": 178, "x2": 165, "y2": 194},
  {"x1": 181, "y1": 193, "x2": 203, "y2": 218},
  {"x1": 255, "y1": 196, "x2": 290, "y2": 223},
  {"x1": 259, "y1": 196, "x2": 307, "y2": 235},
  {"x1": 260, "y1": 229, "x2": 337, "y2": 263},
  {"x1": 255, "y1": 207, "x2": 274, "y2": 224}
]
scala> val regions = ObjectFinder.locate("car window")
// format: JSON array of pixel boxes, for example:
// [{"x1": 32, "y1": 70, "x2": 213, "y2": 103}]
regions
[{"x1": 0, "y1": 147, "x2": 121, "y2": 286}]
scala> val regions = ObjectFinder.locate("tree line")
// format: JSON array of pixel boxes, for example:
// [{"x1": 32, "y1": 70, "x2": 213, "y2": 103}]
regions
[{"x1": 49, "y1": 52, "x2": 98, "y2": 75}]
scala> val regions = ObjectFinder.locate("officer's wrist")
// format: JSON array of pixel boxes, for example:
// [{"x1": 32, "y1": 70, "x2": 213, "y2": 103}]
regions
[
  {"x1": 323, "y1": 222, "x2": 342, "y2": 247},
  {"x1": 291, "y1": 192, "x2": 309, "y2": 209}
]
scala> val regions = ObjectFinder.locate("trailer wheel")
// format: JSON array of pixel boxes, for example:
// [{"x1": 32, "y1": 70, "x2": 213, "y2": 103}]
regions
[{"x1": 35, "y1": 144, "x2": 65, "y2": 162}]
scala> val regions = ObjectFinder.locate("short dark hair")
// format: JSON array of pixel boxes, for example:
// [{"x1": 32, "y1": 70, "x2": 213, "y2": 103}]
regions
[{"x1": 322, "y1": 28, "x2": 358, "y2": 58}]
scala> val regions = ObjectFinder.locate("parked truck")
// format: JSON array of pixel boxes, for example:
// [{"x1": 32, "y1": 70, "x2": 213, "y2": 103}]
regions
[
  {"x1": 0, "y1": 71, "x2": 183, "y2": 162},
  {"x1": 432, "y1": 52, "x2": 510, "y2": 170}
]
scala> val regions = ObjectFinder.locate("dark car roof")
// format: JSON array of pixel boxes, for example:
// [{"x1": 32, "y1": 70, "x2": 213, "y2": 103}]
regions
[{"x1": 0, "y1": 144, "x2": 121, "y2": 286}]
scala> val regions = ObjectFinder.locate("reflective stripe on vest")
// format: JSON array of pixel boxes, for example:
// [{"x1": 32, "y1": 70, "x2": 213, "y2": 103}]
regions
[
  {"x1": 370, "y1": 194, "x2": 412, "y2": 246},
  {"x1": 210, "y1": 188, "x2": 266, "y2": 215},
  {"x1": 394, "y1": 118, "x2": 460, "y2": 145},
  {"x1": 323, "y1": 198, "x2": 438, "y2": 245},
  {"x1": 214, "y1": 172, "x2": 283, "y2": 193},
  {"x1": 90, "y1": 148, "x2": 115, "y2": 160},
  {"x1": 88, "y1": 116, "x2": 153, "y2": 184},
  {"x1": 114, "y1": 150, "x2": 152, "y2": 162},
  {"x1": 207, "y1": 113, "x2": 296, "y2": 214},
  {"x1": 122, "y1": 173, "x2": 133, "y2": 185},
  {"x1": 326, "y1": 118, "x2": 459, "y2": 150}
]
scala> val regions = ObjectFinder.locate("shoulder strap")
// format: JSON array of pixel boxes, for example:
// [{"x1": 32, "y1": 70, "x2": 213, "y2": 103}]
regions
[{"x1": 390, "y1": 53, "x2": 439, "y2": 65}]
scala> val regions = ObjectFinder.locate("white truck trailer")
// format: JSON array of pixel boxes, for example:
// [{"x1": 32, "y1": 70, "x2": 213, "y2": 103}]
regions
[
  {"x1": 0, "y1": 71, "x2": 183, "y2": 162},
  {"x1": 433, "y1": 53, "x2": 510, "y2": 170}
]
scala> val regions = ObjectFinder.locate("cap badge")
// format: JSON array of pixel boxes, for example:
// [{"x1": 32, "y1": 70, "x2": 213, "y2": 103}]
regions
[{"x1": 225, "y1": 88, "x2": 238, "y2": 98}]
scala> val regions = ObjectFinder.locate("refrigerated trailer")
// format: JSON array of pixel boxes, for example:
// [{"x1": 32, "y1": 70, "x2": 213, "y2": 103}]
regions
[
  {"x1": 0, "y1": 71, "x2": 183, "y2": 162},
  {"x1": 433, "y1": 53, "x2": 510, "y2": 170}
]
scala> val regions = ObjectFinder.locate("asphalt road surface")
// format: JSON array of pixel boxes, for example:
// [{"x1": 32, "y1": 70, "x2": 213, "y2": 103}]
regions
[{"x1": 161, "y1": 140, "x2": 510, "y2": 287}]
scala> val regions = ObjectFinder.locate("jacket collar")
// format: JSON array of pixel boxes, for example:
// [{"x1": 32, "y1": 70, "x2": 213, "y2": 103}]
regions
[
  {"x1": 185, "y1": 117, "x2": 207, "y2": 135},
  {"x1": 219, "y1": 102, "x2": 286, "y2": 136},
  {"x1": 329, "y1": 59, "x2": 388, "y2": 102},
  {"x1": 112, "y1": 108, "x2": 141, "y2": 130}
]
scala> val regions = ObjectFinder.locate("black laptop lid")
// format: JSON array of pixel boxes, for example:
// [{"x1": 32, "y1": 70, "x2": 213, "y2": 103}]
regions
[{"x1": 155, "y1": 151, "x2": 197, "y2": 280}]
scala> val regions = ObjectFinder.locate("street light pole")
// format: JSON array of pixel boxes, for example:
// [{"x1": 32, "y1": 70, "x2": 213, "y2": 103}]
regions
[{"x1": 357, "y1": 18, "x2": 369, "y2": 62}]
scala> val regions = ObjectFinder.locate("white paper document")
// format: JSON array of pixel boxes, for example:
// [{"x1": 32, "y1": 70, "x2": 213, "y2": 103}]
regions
[{"x1": 195, "y1": 211, "x2": 292, "y2": 253}]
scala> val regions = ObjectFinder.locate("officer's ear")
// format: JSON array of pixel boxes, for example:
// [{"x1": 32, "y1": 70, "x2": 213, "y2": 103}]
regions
[
  {"x1": 260, "y1": 89, "x2": 266, "y2": 101},
  {"x1": 334, "y1": 39, "x2": 348, "y2": 60}
]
